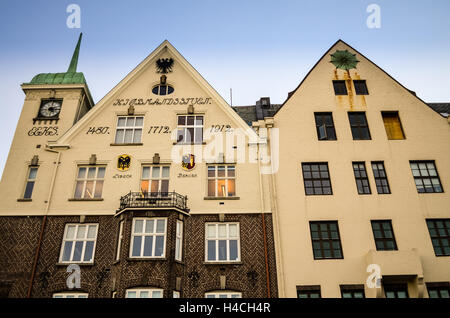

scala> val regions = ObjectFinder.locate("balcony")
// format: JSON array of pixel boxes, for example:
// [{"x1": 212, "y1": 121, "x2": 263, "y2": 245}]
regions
[{"x1": 116, "y1": 192, "x2": 190, "y2": 214}]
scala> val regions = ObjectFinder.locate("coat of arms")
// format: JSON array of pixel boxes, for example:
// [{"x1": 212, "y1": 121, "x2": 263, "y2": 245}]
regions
[
  {"x1": 117, "y1": 154, "x2": 131, "y2": 171},
  {"x1": 181, "y1": 154, "x2": 195, "y2": 171}
]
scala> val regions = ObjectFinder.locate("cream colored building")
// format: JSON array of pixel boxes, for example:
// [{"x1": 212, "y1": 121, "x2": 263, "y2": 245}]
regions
[{"x1": 257, "y1": 40, "x2": 450, "y2": 298}]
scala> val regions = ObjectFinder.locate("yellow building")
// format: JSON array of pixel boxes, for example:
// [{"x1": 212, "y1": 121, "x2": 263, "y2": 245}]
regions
[
  {"x1": 0, "y1": 35, "x2": 448, "y2": 298},
  {"x1": 256, "y1": 40, "x2": 450, "y2": 298}
]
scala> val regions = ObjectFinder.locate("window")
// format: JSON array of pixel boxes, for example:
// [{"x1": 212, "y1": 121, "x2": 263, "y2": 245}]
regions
[
  {"x1": 410, "y1": 161, "x2": 443, "y2": 193},
  {"x1": 340, "y1": 285, "x2": 365, "y2": 298},
  {"x1": 371, "y1": 220, "x2": 397, "y2": 251},
  {"x1": 173, "y1": 291, "x2": 181, "y2": 298},
  {"x1": 152, "y1": 84, "x2": 174, "y2": 96},
  {"x1": 333, "y1": 80, "x2": 347, "y2": 95},
  {"x1": 205, "y1": 291, "x2": 242, "y2": 298},
  {"x1": 309, "y1": 221, "x2": 343, "y2": 259},
  {"x1": 297, "y1": 286, "x2": 321, "y2": 298},
  {"x1": 384, "y1": 284, "x2": 409, "y2": 298},
  {"x1": 74, "y1": 166, "x2": 105, "y2": 199},
  {"x1": 207, "y1": 165, "x2": 236, "y2": 197},
  {"x1": 382, "y1": 112, "x2": 405, "y2": 140},
  {"x1": 348, "y1": 112, "x2": 371, "y2": 140},
  {"x1": 175, "y1": 220, "x2": 183, "y2": 262},
  {"x1": 115, "y1": 221, "x2": 124, "y2": 261},
  {"x1": 53, "y1": 292, "x2": 88, "y2": 298},
  {"x1": 177, "y1": 115, "x2": 203, "y2": 144},
  {"x1": 371, "y1": 162, "x2": 391, "y2": 194},
  {"x1": 427, "y1": 283, "x2": 450, "y2": 298},
  {"x1": 59, "y1": 224, "x2": 98, "y2": 263},
  {"x1": 23, "y1": 166, "x2": 38, "y2": 199},
  {"x1": 302, "y1": 163, "x2": 332, "y2": 195},
  {"x1": 426, "y1": 219, "x2": 450, "y2": 256},
  {"x1": 140, "y1": 166, "x2": 170, "y2": 195},
  {"x1": 114, "y1": 116, "x2": 143, "y2": 144},
  {"x1": 314, "y1": 112, "x2": 337, "y2": 140},
  {"x1": 353, "y1": 80, "x2": 369, "y2": 95},
  {"x1": 130, "y1": 218, "x2": 167, "y2": 258},
  {"x1": 205, "y1": 223, "x2": 240, "y2": 262},
  {"x1": 126, "y1": 288, "x2": 163, "y2": 298},
  {"x1": 352, "y1": 162, "x2": 371, "y2": 195}
]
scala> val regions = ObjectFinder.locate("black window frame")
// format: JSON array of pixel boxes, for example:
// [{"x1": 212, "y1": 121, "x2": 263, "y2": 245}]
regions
[
  {"x1": 426, "y1": 282, "x2": 450, "y2": 298},
  {"x1": 371, "y1": 220, "x2": 398, "y2": 251},
  {"x1": 297, "y1": 285, "x2": 321, "y2": 298},
  {"x1": 371, "y1": 162, "x2": 391, "y2": 194},
  {"x1": 426, "y1": 219, "x2": 450, "y2": 257},
  {"x1": 352, "y1": 162, "x2": 371, "y2": 195},
  {"x1": 314, "y1": 112, "x2": 337, "y2": 141},
  {"x1": 332, "y1": 80, "x2": 348, "y2": 95},
  {"x1": 309, "y1": 221, "x2": 343, "y2": 260},
  {"x1": 340, "y1": 285, "x2": 365, "y2": 298},
  {"x1": 348, "y1": 112, "x2": 371, "y2": 140},
  {"x1": 353, "y1": 80, "x2": 369, "y2": 95},
  {"x1": 301, "y1": 163, "x2": 333, "y2": 196},
  {"x1": 410, "y1": 161, "x2": 444, "y2": 194},
  {"x1": 384, "y1": 284, "x2": 409, "y2": 298}
]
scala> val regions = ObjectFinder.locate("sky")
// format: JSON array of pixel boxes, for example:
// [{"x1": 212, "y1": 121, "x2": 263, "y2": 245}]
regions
[{"x1": 0, "y1": 0, "x2": 449, "y2": 176}]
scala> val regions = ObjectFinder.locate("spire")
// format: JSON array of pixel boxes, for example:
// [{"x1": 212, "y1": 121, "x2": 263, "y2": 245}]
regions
[{"x1": 67, "y1": 33, "x2": 83, "y2": 73}]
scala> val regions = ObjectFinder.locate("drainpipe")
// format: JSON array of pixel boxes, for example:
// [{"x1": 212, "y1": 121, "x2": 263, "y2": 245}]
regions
[
  {"x1": 264, "y1": 119, "x2": 286, "y2": 298},
  {"x1": 27, "y1": 148, "x2": 61, "y2": 298},
  {"x1": 255, "y1": 125, "x2": 271, "y2": 298}
]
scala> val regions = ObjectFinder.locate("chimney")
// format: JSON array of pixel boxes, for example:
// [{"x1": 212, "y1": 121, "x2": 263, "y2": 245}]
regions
[{"x1": 255, "y1": 97, "x2": 271, "y2": 120}]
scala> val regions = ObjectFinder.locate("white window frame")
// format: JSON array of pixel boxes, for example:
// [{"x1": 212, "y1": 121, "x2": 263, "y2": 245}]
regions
[
  {"x1": 130, "y1": 218, "x2": 167, "y2": 258},
  {"x1": 73, "y1": 166, "x2": 106, "y2": 199},
  {"x1": 177, "y1": 115, "x2": 203, "y2": 144},
  {"x1": 59, "y1": 223, "x2": 99, "y2": 264},
  {"x1": 205, "y1": 223, "x2": 240, "y2": 263},
  {"x1": 140, "y1": 165, "x2": 170, "y2": 194},
  {"x1": 207, "y1": 165, "x2": 236, "y2": 197},
  {"x1": 125, "y1": 288, "x2": 163, "y2": 298},
  {"x1": 205, "y1": 291, "x2": 242, "y2": 298},
  {"x1": 23, "y1": 166, "x2": 38, "y2": 199},
  {"x1": 53, "y1": 292, "x2": 88, "y2": 298},
  {"x1": 114, "y1": 116, "x2": 144, "y2": 144},
  {"x1": 115, "y1": 221, "x2": 124, "y2": 261},
  {"x1": 175, "y1": 220, "x2": 183, "y2": 262}
]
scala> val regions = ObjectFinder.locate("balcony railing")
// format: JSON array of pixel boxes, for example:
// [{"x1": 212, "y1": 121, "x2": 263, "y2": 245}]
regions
[{"x1": 117, "y1": 191, "x2": 189, "y2": 214}]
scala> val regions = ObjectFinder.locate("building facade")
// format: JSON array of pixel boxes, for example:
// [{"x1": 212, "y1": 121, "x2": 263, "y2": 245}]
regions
[
  {"x1": 0, "y1": 35, "x2": 277, "y2": 298},
  {"x1": 254, "y1": 40, "x2": 450, "y2": 298},
  {"x1": 0, "y1": 36, "x2": 448, "y2": 298}
]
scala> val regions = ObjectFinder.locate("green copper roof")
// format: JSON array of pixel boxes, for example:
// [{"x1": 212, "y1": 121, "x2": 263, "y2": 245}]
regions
[{"x1": 26, "y1": 33, "x2": 87, "y2": 85}]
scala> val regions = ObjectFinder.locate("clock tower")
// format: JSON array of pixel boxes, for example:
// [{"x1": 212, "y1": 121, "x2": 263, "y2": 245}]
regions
[{"x1": 0, "y1": 33, "x2": 94, "y2": 212}]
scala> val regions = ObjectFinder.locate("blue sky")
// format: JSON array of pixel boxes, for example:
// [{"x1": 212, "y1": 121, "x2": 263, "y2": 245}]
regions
[{"x1": 0, "y1": 0, "x2": 449, "y2": 176}]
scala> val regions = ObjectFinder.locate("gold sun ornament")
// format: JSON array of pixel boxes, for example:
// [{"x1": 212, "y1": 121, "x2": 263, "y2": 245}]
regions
[{"x1": 330, "y1": 50, "x2": 359, "y2": 70}]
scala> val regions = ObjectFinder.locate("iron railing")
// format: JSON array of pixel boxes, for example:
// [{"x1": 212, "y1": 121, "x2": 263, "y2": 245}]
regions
[{"x1": 117, "y1": 191, "x2": 189, "y2": 213}]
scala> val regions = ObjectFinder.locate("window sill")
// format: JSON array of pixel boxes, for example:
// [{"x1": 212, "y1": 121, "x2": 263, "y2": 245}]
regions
[
  {"x1": 126, "y1": 257, "x2": 167, "y2": 261},
  {"x1": 68, "y1": 198, "x2": 104, "y2": 201},
  {"x1": 110, "y1": 143, "x2": 143, "y2": 146},
  {"x1": 56, "y1": 262, "x2": 95, "y2": 267},
  {"x1": 17, "y1": 198, "x2": 32, "y2": 202},
  {"x1": 203, "y1": 261, "x2": 243, "y2": 265},
  {"x1": 204, "y1": 196, "x2": 240, "y2": 200},
  {"x1": 173, "y1": 142, "x2": 206, "y2": 145}
]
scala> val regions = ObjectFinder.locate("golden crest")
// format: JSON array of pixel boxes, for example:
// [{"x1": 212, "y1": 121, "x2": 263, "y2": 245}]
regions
[{"x1": 117, "y1": 154, "x2": 131, "y2": 171}]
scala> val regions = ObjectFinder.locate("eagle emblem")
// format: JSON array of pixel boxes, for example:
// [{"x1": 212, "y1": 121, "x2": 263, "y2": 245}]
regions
[
  {"x1": 156, "y1": 58, "x2": 174, "y2": 74},
  {"x1": 117, "y1": 154, "x2": 131, "y2": 171},
  {"x1": 181, "y1": 154, "x2": 195, "y2": 171}
]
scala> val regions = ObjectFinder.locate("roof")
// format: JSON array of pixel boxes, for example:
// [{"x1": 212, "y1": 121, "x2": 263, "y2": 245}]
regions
[
  {"x1": 427, "y1": 103, "x2": 450, "y2": 117},
  {"x1": 25, "y1": 33, "x2": 87, "y2": 85},
  {"x1": 232, "y1": 104, "x2": 282, "y2": 125}
]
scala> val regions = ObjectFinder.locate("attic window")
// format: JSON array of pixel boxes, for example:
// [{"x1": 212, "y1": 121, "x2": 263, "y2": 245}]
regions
[
  {"x1": 333, "y1": 81, "x2": 347, "y2": 95},
  {"x1": 152, "y1": 85, "x2": 174, "y2": 96}
]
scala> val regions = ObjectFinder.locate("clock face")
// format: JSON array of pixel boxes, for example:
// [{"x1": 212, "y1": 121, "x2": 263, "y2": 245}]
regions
[{"x1": 40, "y1": 100, "x2": 62, "y2": 118}]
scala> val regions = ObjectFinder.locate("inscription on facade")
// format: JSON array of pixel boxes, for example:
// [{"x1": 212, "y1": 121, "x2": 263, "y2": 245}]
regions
[
  {"x1": 112, "y1": 97, "x2": 212, "y2": 107},
  {"x1": 27, "y1": 126, "x2": 59, "y2": 136}
]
